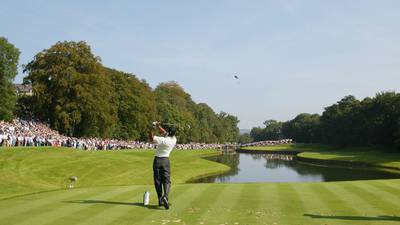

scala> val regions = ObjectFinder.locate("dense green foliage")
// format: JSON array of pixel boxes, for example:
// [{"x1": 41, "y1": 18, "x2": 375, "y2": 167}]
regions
[
  {"x1": 21, "y1": 41, "x2": 239, "y2": 142},
  {"x1": 107, "y1": 68, "x2": 156, "y2": 140},
  {"x1": 15, "y1": 95, "x2": 34, "y2": 119},
  {"x1": 282, "y1": 113, "x2": 321, "y2": 143},
  {"x1": 320, "y1": 94, "x2": 400, "y2": 147},
  {"x1": 154, "y1": 82, "x2": 239, "y2": 143},
  {"x1": 24, "y1": 41, "x2": 118, "y2": 137},
  {"x1": 238, "y1": 133, "x2": 252, "y2": 144},
  {"x1": 216, "y1": 112, "x2": 240, "y2": 143},
  {"x1": 154, "y1": 82, "x2": 198, "y2": 143},
  {"x1": 250, "y1": 120, "x2": 284, "y2": 141},
  {"x1": 251, "y1": 92, "x2": 400, "y2": 150},
  {"x1": 0, "y1": 37, "x2": 20, "y2": 121}
]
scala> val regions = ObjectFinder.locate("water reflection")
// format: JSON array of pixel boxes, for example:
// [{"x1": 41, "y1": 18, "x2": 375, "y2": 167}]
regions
[
  {"x1": 202, "y1": 153, "x2": 240, "y2": 183},
  {"x1": 193, "y1": 153, "x2": 400, "y2": 183}
]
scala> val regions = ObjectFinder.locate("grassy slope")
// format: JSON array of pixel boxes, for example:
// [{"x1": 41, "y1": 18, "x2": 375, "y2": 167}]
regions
[
  {"x1": 0, "y1": 147, "x2": 229, "y2": 199},
  {"x1": 0, "y1": 180, "x2": 399, "y2": 225},
  {"x1": 242, "y1": 144, "x2": 400, "y2": 170}
]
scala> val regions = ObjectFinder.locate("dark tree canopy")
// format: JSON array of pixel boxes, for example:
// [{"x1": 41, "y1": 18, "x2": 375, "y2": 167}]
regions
[
  {"x1": 20, "y1": 41, "x2": 239, "y2": 142},
  {"x1": 0, "y1": 37, "x2": 20, "y2": 121},
  {"x1": 154, "y1": 81, "x2": 197, "y2": 143},
  {"x1": 24, "y1": 41, "x2": 117, "y2": 137},
  {"x1": 250, "y1": 120, "x2": 283, "y2": 141},
  {"x1": 282, "y1": 113, "x2": 320, "y2": 143},
  {"x1": 154, "y1": 81, "x2": 239, "y2": 143},
  {"x1": 252, "y1": 92, "x2": 400, "y2": 150},
  {"x1": 238, "y1": 133, "x2": 252, "y2": 144},
  {"x1": 106, "y1": 67, "x2": 156, "y2": 140}
]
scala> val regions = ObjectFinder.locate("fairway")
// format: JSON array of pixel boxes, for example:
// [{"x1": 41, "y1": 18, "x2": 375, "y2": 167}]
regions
[
  {"x1": 0, "y1": 181, "x2": 399, "y2": 225},
  {"x1": 0, "y1": 147, "x2": 399, "y2": 225},
  {"x1": 0, "y1": 148, "x2": 229, "y2": 199}
]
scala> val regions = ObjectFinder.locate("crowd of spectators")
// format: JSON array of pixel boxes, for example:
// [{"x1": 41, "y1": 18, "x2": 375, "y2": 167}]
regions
[
  {"x1": 0, "y1": 119, "x2": 226, "y2": 150},
  {"x1": 241, "y1": 139, "x2": 293, "y2": 147},
  {"x1": 61, "y1": 137, "x2": 156, "y2": 150},
  {"x1": 176, "y1": 143, "x2": 223, "y2": 150},
  {"x1": 0, "y1": 119, "x2": 63, "y2": 147}
]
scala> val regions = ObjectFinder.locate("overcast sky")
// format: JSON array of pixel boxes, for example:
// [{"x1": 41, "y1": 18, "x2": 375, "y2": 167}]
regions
[{"x1": 2, "y1": 0, "x2": 400, "y2": 129}]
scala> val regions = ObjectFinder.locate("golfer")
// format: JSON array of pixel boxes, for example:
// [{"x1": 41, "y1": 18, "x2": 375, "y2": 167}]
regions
[{"x1": 149, "y1": 122, "x2": 177, "y2": 210}]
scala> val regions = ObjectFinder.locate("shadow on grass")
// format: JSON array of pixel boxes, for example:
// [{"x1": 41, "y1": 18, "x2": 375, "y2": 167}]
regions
[
  {"x1": 64, "y1": 200, "x2": 163, "y2": 210},
  {"x1": 304, "y1": 214, "x2": 400, "y2": 221}
]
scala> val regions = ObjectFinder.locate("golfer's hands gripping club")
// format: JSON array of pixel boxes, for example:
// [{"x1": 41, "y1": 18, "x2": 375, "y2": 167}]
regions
[
  {"x1": 151, "y1": 121, "x2": 167, "y2": 136},
  {"x1": 152, "y1": 121, "x2": 161, "y2": 128}
]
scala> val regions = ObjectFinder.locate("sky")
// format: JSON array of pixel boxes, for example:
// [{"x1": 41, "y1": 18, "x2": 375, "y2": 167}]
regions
[{"x1": 1, "y1": 0, "x2": 400, "y2": 129}]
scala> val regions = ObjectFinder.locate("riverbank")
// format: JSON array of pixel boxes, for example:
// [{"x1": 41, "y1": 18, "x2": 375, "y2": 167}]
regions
[{"x1": 241, "y1": 144, "x2": 400, "y2": 172}]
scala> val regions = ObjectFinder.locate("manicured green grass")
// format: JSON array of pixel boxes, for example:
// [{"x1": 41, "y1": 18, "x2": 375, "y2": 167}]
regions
[
  {"x1": 0, "y1": 180, "x2": 399, "y2": 225},
  {"x1": 1, "y1": 146, "x2": 399, "y2": 225},
  {"x1": 242, "y1": 144, "x2": 400, "y2": 171},
  {"x1": 0, "y1": 147, "x2": 229, "y2": 199}
]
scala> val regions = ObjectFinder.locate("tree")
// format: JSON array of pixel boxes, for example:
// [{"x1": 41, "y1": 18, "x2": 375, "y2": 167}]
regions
[
  {"x1": 15, "y1": 95, "x2": 34, "y2": 119},
  {"x1": 250, "y1": 127, "x2": 265, "y2": 142},
  {"x1": 216, "y1": 112, "x2": 240, "y2": 143},
  {"x1": 263, "y1": 120, "x2": 283, "y2": 140},
  {"x1": 106, "y1": 67, "x2": 156, "y2": 140},
  {"x1": 192, "y1": 103, "x2": 219, "y2": 143},
  {"x1": 249, "y1": 120, "x2": 283, "y2": 141},
  {"x1": 20, "y1": 41, "x2": 241, "y2": 142},
  {"x1": 251, "y1": 92, "x2": 400, "y2": 150},
  {"x1": 282, "y1": 113, "x2": 320, "y2": 143},
  {"x1": 0, "y1": 37, "x2": 20, "y2": 121},
  {"x1": 319, "y1": 95, "x2": 361, "y2": 146},
  {"x1": 361, "y1": 92, "x2": 400, "y2": 146},
  {"x1": 395, "y1": 118, "x2": 400, "y2": 149},
  {"x1": 238, "y1": 133, "x2": 252, "y2": 144},
  {"x1": 154, "y1": 82, "x2": 197, "y2": 143},
  {"x1": 23, "y1": 41, "x2": 118, "y2": 137},
  {"x1": 154, "y1": 82, "x2": 240, "y2": 143},
  {"x1": 319, "y1": 93, "x2": 400, "y2": 147}
]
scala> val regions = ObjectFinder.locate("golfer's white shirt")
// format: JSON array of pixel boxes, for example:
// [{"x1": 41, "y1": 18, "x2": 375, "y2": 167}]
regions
[{"x1": 153, "y1": 136, "x2": 177, "y2": 157}]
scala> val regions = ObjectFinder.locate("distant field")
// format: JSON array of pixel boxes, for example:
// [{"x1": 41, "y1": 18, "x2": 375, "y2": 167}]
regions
[
  {"x1": 241, "y1": 144, "x2": 400, "y2": 171},
  {"x1": 0, "y1": 147, "x2": 229, "y2": 199}
]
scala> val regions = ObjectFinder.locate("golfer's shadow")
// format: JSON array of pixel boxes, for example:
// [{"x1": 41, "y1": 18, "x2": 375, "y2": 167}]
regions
[
  {"x1": 304, "y1": 214, "x2": 400, "y2": 221},
  {"x1": 64, "y1": 200, "x2": 163, "y2": 210}
]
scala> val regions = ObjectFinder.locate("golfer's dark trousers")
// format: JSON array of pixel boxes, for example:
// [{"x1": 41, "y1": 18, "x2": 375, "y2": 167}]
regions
[{"x1": 153, "y1": 157, "x2": 171, "y2": 200}]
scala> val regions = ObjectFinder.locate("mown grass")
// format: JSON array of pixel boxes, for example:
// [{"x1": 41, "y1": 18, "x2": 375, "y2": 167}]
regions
[
  {"x1": 0, "y1": 180, "x2": 399, "y2": 225},
  {"x1": 0, "y1": 147, "x2": 229, "y2": 199},
  {"x1": 242, "y1": 144, "x2": 400, "y2": 170},
  {"x1": 0, "y1": 146, "x2": 399, "y2": 225}
]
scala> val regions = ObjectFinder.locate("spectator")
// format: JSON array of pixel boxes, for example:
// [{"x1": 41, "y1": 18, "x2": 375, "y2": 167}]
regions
[{"x1": 0, "y1": 118, "x2": 234, "y2": 151}]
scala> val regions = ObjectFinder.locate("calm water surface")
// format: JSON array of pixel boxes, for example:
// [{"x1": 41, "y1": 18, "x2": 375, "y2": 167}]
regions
[{"x1": 193, "y1": 153, "x2": 400, "y2": 183}]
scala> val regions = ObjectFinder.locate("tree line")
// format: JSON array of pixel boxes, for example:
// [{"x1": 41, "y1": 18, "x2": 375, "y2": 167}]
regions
[
  {"x1": 0, "y1": 38, "x2": 239, "y2": 143},
  {"x1": 248, "y1": 93, "x2": 400, "y2": 150},
  {"x1": 0, "y1": 37, "x2": 20, "y2": 121}
]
